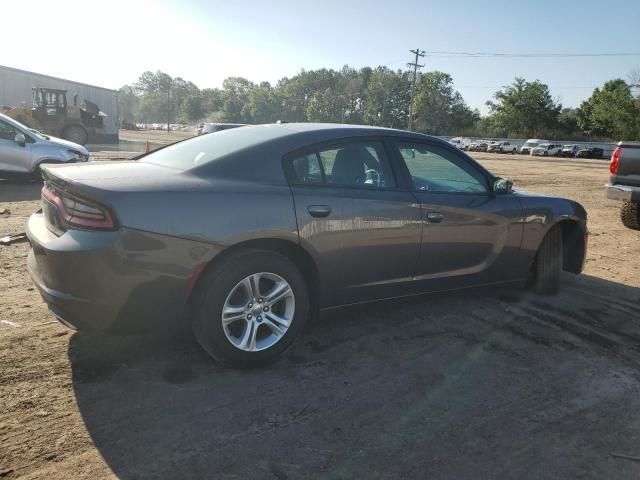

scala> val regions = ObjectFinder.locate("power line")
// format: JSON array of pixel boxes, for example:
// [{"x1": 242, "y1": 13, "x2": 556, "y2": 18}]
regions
[
  {"x1": 455, "y1": 85, "x2": 599, "y2": 89},
  {"x1": 426, "y1": 51, "x2": 640, "y2": 58},
  {"x1": 407, "y1": 48, "x2": 425, "y2": 131}
]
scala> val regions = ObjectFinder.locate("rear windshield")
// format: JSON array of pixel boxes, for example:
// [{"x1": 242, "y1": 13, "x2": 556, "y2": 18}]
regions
[{"x1": 141, "y1": 125, "x2": 272, "y2": 170}]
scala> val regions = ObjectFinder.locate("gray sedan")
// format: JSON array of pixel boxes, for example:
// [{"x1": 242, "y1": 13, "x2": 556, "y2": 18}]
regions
[
  {"x1": 27, "y1": 123, "x2": 588, "y2": 366},
  {"x1": 0, "y1": 113, "x2": 89, "y2": 179}
]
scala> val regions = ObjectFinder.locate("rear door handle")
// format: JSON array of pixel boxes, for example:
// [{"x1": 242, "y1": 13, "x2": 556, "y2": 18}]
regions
[
  {"x1": 426, "y1": 211, "x2": 444, "y2": 223},
  {"x1": 307, "y1": 205, "x2": 332, "y2": 218}
]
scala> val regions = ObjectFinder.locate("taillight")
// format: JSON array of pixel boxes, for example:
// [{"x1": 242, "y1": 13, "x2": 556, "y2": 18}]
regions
[
  {"x1": 610, "y1": 146, "x2": 621, "y2": 174},
  {"x1": 42, "y1": 186, "x2": 116, "y2": 230}
]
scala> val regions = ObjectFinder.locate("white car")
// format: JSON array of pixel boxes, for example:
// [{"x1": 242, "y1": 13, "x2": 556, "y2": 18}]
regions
[
  {"x1": 531, "y1": 143, "x2": 562, "y2": 157},
  {"x1": 448, "y1": 137, "x2": 471, "y2": 151},
  {"x1": 487, "y1": 141, "x2": 517, "y2": 154},
  {"x1": 520, "y1": 139, "x2": 550, "y2": 154}
]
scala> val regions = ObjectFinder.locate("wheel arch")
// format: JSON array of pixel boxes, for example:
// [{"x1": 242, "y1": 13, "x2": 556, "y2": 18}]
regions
[
  {"x1": 188, "y1": 237, "x2": 320, "y2": 311},
  {"x1": 543, "y1": 218, "x2": 586, "y2": 274}
]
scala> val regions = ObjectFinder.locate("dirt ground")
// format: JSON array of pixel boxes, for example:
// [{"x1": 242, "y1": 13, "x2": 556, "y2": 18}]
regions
[
  {"x1": 119, "y1": 128, "x2": 195, "y2": 145},
  {"x1": 2, "y1": 152, "x2": 640, "y2": 479}
]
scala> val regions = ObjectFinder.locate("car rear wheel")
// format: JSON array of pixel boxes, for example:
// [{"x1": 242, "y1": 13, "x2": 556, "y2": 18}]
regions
[
  {"x1": 620, "y1": 202, "x2": 640, "y2": 230},
  {"x1": 192, "y1": 249, "x2": 309, "y2": 367},
  {"x1": 532, "y1": 226, "x2": 562, "y2": 295}
]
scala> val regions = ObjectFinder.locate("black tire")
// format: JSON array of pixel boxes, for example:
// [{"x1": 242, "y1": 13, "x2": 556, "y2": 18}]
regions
[
  {"x1": 31, "y1": 163, "x2": 44, "y2": 182},
  {"x1": 63, "y1": 124, "x2": 88, "y2": 145},
  {"x1": 533, "y1": 226, "x2": 562, "y2": 295},
  {"x1": 192, "y1": 249, "x2": 309, "y2": 367},
  {"x1": 620, "y1": 202, "x2": 640, "y2": 230}
]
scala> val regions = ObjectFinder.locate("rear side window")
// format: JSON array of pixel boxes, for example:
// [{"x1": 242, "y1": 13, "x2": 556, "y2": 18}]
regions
[
  {"x1": 141, "y1": 126, "x2": 276, "y2": 171},
  {"x1": 288, "y1": 141, "x2": 396, "y2": 189}
]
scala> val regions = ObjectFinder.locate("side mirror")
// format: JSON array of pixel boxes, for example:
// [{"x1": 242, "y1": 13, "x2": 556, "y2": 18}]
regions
[
  {"x1": 14, "y1": 133, "x2": 26, "y2": 147},
  {"x1": 493, "y1": 177, "x2": 513, "y2": 194}
]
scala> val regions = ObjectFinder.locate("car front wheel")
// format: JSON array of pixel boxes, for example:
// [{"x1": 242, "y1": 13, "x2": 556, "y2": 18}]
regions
[
  {"x1": 192, "y1": 249, "x2": 309, "y2": 367},
  {"x1": 532, "y1": 226, "x2": 562, "y2": 295}
]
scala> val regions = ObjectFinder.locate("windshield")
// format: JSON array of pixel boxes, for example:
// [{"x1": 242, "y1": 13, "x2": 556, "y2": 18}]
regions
[
  {"x1": 537, "y1": 144, "x2": 550, "y2": 148},
  {"x1": 524, "y1": 141, "x2": 538, "y2": 147},
  {"x1": 141, "y1": 125, "x2": 275, "y2": 170}
]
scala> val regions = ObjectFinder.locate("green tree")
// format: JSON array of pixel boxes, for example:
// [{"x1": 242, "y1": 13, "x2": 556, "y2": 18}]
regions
[
  {"x1": 178, "y1": 94, "x2": 205, "y2": 123},
  {"x1": 306, "y1": 88, "x2": 346, "y2": 122},
  {"x1": 411, "y1": 71, "x2": 476, "y2": 135},
  {"x1": 557, "y1": 108, "x2": 580, "y2": 136},
  {"x1": 363, "y1": 67, "x2": 410, "y2": 128},
  {"x1": 118, "y1": 85, "x2": 139, "y2": 124},
  {"x1": 577, "y1": 79, "x2": 639, "y2": 140},
  {"x1": 486, "y1": 78, "x2": 561, "y2": 136},
  {"x1": 245, "y1": 82, "x2": 282, "y2": 123},
  {"x1": 220, "y1": 77, "x2": 255, "y2": 122}
]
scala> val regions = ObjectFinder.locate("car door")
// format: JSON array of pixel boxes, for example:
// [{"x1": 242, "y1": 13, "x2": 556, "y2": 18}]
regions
[
  {"x1": 391, "y1": 140, "x2": 525, "y2": 290},
  {"x1": 0, "y1": 119, "x2": 32, "y2": 173},
  {"x1": 285, "y1": 138, "x2": 422, "y2": 306}
]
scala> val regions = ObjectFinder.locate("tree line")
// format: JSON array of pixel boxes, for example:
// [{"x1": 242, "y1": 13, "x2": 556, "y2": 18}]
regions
[{"x1": 118, "y1": 66, "x2": 640, "y2": 140}]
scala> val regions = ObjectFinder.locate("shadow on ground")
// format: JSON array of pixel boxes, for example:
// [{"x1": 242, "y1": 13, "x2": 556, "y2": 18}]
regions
[
  {"x1": 69, "y1": 274, "x2": 640, "y2": 479},
  {"x1": 0, "y1": 180, "x2": 41, "y2": 202}
]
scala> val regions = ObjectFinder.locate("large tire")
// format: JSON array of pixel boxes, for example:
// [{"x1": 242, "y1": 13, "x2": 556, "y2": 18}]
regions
[
  {"x1": 620, "y1": 202, "x2": 640, "y2": 230},
  {"x1": 63, "y1": 124, "x2": 88, "y2": 145},
  {"x1": 192, "y1": 249, "x2": 309, "y2": 367},
  {"x1": 533, "y1": 226, "x2": 562, "y2": 295},
  {"x1": 31, "y1": 163, "x2": 44, "y2": 183}
]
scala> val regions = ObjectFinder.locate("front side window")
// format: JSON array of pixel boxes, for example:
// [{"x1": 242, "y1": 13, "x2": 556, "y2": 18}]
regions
[
  {"x1": 289, "y1": 141, "x2": 396, "y2": 189},
  {"x1": 0, "y1": 120, "x2": 17, "y2": 141},
  {"x1": 395, "y1": 142, "x2": 488, "y2": 193}
]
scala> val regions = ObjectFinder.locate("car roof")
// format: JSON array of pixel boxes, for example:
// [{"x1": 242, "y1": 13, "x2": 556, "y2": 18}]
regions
[
  {"x1": 210, "y1": 122, "x2": 442, "y2": 145},
  {"x1": 180, "y1": 123, "x2": 457, "y2": 182}
]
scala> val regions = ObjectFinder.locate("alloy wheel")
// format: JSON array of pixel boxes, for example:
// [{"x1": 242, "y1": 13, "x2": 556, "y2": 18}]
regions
[{"x1": 221, "y1": 272, "x2": 295, "y2": 352}]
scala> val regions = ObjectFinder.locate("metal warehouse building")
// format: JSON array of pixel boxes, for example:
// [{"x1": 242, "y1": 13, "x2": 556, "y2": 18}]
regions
[{"x1": 0, "y1": 65, "x2": 119, "y2": 143}]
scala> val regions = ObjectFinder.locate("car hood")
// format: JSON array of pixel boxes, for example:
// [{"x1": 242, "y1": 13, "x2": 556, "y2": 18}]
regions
[{"x1": 45, "y1": 136, "x2": 89, "y2": 155}]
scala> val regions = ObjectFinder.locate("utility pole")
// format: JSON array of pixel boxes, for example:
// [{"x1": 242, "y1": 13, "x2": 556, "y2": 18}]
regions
[{"x1": 407, "y1": 48, "x2": 425, "y2": 131}]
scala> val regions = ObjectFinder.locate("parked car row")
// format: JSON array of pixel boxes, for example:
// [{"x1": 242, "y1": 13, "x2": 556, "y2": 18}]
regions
[
  {"x1": 135, "y1": 123, "x2": 190, "y2": 131},
  {"x1": 197, "y1": 123, "x2": 246, "y2": 136}
]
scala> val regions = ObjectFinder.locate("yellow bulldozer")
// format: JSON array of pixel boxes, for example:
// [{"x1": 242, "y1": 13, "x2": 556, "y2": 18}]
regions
[{"x1": 3, "y1": 87, "x2": 107, "y2": 145}]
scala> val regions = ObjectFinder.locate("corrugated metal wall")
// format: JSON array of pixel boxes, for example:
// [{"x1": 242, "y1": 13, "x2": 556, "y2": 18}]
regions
[{"x1": 0, "y1": 65, "x2": 119, "y2": 136}]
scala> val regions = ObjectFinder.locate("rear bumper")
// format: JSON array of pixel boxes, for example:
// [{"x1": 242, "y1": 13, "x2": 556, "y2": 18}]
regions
[
  {"x1": 605, "y1": 183, "x2": 640, "y2": 203},
  {"x1": 26, "y1": 212, "x2": 212, "y2": 333}
]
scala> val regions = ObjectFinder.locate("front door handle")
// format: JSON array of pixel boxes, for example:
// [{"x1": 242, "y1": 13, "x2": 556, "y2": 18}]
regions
[
  {"x1": 308, "y1": 205, "x2": 332, "y2": 218},
  {"x1": 426, "y1": 211, "x2": 444, "y2": 223}
]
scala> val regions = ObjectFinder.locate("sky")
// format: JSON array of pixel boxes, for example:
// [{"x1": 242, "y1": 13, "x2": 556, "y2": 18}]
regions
[{"x1": 2, "y1": 0, "x2": 639, "y2": 114}]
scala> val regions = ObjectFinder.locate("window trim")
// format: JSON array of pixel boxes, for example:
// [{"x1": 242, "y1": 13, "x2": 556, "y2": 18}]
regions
[
  {"x1": 282, "y1": 136, "x2": 408, "y2": 193},
  {"x1": 389, "y1": 138, "x2": 495, "y2": 195}
]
